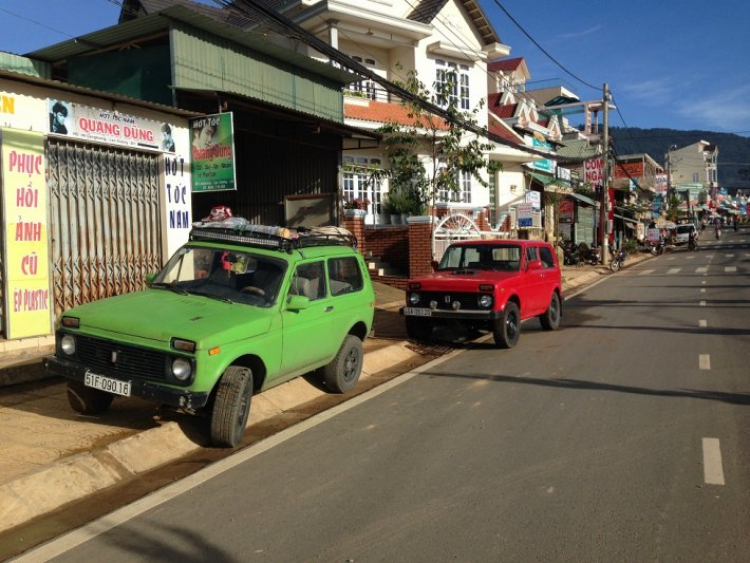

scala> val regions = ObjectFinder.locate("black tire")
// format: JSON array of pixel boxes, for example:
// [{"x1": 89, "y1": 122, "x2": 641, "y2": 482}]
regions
[
  {"x1": 323, "y1": 335, "x2": 363, "y2": 394},
  {"x1": 492, "y1": 301, "x2": 520, "y2": 349},
  {"x1": 406, "y1": 317, "x2": 433, "y2": 341},
  {"x1": 539, "y1": 292, "x2": 561, "y2": 331},
  {"x1": 66, "y1": 380, "x2": 114, "y2": 415},
  {"x1": 210, "y1": 365, "x2": 253, "y2": 448}
]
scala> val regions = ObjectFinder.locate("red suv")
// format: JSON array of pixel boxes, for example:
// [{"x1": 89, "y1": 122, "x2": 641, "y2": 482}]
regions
[{"x1": 401, "y1": 239, "x2": 562, "y2": 348}]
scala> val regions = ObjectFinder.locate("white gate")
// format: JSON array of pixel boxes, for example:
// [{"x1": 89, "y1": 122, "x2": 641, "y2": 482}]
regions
[{"x1": 432, "y1": 213, "x2": 482, "y2": 262}]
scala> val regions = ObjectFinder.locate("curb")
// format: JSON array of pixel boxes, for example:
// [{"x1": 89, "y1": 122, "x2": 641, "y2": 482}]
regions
[{"x1": 0, "y1": 340, "x2": 416, "y2": 534}]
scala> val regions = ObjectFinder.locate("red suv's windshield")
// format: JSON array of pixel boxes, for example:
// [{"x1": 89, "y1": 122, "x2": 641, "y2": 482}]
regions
[{"x1": 438, "y1": 245, "x2": 522, "y2": 272}]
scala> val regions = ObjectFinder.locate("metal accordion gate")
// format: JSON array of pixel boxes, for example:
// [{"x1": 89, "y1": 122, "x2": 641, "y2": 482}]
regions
[{"x1": 47, "y1": 139, "x2": 163, "y2": 318}]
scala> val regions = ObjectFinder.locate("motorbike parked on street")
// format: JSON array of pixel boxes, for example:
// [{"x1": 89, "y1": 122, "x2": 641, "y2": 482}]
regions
[
  {"x1": 577, "y1": 243, "x2": 600, "y2": 265},
  {"x1": 558, "y1": 241, "x2": 581, "y2": 266},
  {"x1": 610, "y1": 247, "x2": 626, "y2": 272}
]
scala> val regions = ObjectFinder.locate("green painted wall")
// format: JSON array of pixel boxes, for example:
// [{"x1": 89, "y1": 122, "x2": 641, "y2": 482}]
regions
[
  {"x1": 171, "y1": 25, "x2": 343, "y2": 122},
  {"x1": 68, "y1": 44, "x2": 173, "y2": 106}
]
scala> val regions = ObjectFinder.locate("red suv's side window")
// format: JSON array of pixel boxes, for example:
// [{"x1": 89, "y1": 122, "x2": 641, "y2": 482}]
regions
[{"x1": 539, "y1": 246, "x2": 556, "y2": 269}]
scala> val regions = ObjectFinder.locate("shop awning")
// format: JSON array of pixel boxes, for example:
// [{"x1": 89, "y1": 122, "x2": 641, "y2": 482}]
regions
[
  {"x1": 526, "y1": 171, "x2": 572, "y2": 192},
  {"x1": 569, "y1": 192, "x2": 597, "y2": 206},
  {"x1": 614, "y1": 214, "x2": 639, "y2": 225}
]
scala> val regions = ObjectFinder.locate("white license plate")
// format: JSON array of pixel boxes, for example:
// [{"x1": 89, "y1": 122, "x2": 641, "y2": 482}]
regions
[
  {"x1": 84, "y1": 371, "x2": 131, "y2": 397},
  {"x1": 404, "y1": 307, "x2": 432, "y2": 317}
]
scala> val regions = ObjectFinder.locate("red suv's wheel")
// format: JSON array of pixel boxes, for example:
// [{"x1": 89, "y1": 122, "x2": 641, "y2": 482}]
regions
[{"x1": 493, "y1": 302, "x2": 520, "y2": 348}]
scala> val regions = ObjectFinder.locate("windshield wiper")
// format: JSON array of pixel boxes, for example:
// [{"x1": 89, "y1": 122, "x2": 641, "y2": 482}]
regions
[
  {"x1": 187, "y1": 289, "x2": 234, "y2": 304},
  {"x1": 151, "y1": 282, "x2": 189, "y2": 295}
]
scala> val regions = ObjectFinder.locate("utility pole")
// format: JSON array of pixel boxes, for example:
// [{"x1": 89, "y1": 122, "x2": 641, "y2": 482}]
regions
[{"x1": 601, "y1": 84, "x2": 611, "y2": 264}]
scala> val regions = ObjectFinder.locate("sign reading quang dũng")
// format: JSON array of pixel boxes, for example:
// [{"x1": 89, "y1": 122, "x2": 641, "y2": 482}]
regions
[
  {"x1": 190, "y1": 113, "x2": 237, "y2": 192},
  {"x1": 1, "y1": 129, "x2": 52, "y2": 338}
]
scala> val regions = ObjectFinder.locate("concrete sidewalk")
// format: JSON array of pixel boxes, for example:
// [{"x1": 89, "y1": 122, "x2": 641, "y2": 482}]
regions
[{"x1": 0, "y1": 253, "x2": 652, "y2": 536}]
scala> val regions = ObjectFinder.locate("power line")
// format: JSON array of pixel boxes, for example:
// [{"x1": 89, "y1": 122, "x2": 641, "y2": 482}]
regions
[{"x1": 488, "y1": 0, "x2": 599, "y2": 92}]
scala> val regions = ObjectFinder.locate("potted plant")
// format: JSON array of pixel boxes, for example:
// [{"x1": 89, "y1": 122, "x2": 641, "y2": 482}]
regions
[{"x1": 342, "y1": 196, "x2": 370, "y2": 218}]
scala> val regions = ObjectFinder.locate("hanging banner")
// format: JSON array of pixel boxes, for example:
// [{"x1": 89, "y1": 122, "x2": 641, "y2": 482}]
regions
[
  {"x1": 47, "y1": 99, "x2": 176, "y2": 153},
  {"x1": 190, "y1": 112, "x2": 237, "y2": 192},
  {"x1": 1, "y1": 130, "x2": 52, "y2": 338}
]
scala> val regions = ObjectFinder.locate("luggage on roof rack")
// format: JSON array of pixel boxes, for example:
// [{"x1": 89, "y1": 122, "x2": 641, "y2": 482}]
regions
[{"x1": 190, "y1": 224, "x2": 357, "y2": 252}]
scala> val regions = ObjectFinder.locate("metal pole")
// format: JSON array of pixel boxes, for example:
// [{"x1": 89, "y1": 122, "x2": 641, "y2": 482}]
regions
[{"x1": 601, "y1": 84, "x2": 611, "y2": 264}]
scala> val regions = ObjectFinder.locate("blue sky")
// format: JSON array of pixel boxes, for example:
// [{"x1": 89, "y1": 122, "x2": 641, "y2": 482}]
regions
[
  {"x1": 1, "y1": 0, "x2": 748, "y2": 136},
  {"x1": 481, "y1": 0, "x2": 750, "y2": 136}
]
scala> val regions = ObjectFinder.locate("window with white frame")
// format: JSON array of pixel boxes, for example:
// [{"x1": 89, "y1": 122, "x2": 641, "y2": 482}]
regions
[
  {"x1": 435, "y1": 59, "x2": 470, "y2": 110},
  {"x1": 436, "y1": 160, "x2": 472, "y2": 204},
  {"x1": 348, "y1": 55, "x2": 379, "y2": 101},
  {"x1": 342, "y1": 156, "x2": 383, "y2": 215}
]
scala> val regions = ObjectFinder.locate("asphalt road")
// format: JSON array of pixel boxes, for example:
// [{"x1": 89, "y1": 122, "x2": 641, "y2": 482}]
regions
[{"x1": 15, "y1": 231, "x2": 750, "y2": 562}]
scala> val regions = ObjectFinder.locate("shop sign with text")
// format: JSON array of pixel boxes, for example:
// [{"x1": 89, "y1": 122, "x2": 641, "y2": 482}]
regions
[
  {"x1": 47, "y1": 99, "x2": 177, "y2": 153},
  {"x1": 1, "y1": 130, "x2": 52, "y2": 338},
  {"x1": 190, "y1": 113, "x2": 237, "y2": 192}
]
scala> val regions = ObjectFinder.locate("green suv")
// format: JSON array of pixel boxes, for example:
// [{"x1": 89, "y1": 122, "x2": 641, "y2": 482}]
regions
[{"x1": 44, "y1": 225, "x2": 375, "y2": 447}]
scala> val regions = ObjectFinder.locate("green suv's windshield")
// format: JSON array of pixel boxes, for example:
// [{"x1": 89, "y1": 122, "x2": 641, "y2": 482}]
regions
[
  {"x1": 153, "y1": 246, "x2": 286, "y2": 306},
  {"x1": 438, "y1": 244, "x2": 522, "y2": 272}
]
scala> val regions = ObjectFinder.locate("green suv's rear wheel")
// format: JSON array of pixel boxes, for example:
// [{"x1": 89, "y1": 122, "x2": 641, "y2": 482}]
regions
[
  {"x1": 324, "y1": 335, "x2": 363, "y2": 393},
  {"x1": 492, "y1": 301, "x2": 520, "y2": 349},
  {"x1": 66, "y1": 380, "x2": 114, "y2": 415},
  {"x1": 210, "y1": 366, "x2": 253, "y2": 448}
]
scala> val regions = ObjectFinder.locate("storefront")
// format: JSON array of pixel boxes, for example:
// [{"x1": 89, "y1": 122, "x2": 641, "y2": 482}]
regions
[{"x1": 0, "y1": 72, "x2": 191, "y2": 343}]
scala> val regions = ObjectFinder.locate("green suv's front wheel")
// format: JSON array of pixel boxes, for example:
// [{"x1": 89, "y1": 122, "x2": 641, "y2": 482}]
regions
[
  {"x1": 324, "y1": 335, "x2": 363, "y2": 393},
  {"x1": 67, "y1": 380, "x2": 114, "y2": 415},
  {"x1": 210, "y1": 365, "x2": 253, "y2": 448}
]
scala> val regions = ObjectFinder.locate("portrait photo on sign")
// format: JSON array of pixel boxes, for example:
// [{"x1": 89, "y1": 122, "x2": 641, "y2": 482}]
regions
[{"x1": 49, "y1": 100, "x2": 71, "y2": 135}]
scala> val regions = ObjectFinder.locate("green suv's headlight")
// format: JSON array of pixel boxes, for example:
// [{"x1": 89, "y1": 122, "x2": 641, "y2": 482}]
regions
[
  {"x1": 171, "y1": 358, "x2": 192, "y2": 381},
  {"x1": 408, "y1": 292, "x2": 421, "y2": 305},
  {"x1": 478, "y1": 294, "x2": 493, "y2": 308},
  {"x1": 61, "y1": 334, "x2": 76, "y2": 355}
]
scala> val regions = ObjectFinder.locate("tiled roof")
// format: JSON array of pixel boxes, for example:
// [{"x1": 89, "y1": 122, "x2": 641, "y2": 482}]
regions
[
  {"x1": 120, "y1": 0, "x2": 260, "y2": 27},
  {"x1": 488, "y1": 120, "x2": 524, "y2": 145},
  {"x1": 407, "y1": 0, "x2": 450, "y2": 24},
  {"x1": 488, "y1": 57, "x2": 524, "y2": 72},
  {"x1": 344, "y1": 100, "x2": 449, "y2": 130},
  {"x1": 488, "y1": 96, "x2": 518, "y2": 119},
  {"x1": 556, "y1": 138, "x2": 600, "y2": 162}
]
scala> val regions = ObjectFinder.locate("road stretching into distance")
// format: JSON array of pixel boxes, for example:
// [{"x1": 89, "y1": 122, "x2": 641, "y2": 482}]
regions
[{"x1": 14, "y1": 229, "x2": 750, "y2": 562}]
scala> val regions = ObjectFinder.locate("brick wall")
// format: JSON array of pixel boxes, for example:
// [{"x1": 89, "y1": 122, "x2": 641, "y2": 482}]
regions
[
  {"x1": 362, "y1": 226, "x2": 409, "y2": 273},
  {"x1": 408, "y1": 218, "x2": 434, "y2": 278},
  {"x1": 342, "y1": 214, "x2": 366, "y2": 251}
]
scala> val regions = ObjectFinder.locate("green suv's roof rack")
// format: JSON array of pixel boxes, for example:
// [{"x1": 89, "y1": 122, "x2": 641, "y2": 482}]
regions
[{"x1": 189, "y1": 225, "x2": 357, "y2": 252}]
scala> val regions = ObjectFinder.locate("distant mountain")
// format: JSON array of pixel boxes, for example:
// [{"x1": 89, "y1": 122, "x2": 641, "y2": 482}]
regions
[{"x1": 610, "y1": 127, "x2": 750, "y2": 189}]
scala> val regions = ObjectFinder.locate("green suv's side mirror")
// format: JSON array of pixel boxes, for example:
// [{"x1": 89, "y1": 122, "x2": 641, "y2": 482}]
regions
[
  {"x1": 145, "y1": 272, "x2": 159, "y2": 286},
  {"x1": 286, "y1": 295, "x2": 311, "y2": 311}
]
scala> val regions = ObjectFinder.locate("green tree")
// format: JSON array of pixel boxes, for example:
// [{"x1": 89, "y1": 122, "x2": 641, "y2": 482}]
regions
[{"x1": 369, "y1": 67, "x2": 501, "y2": 228}]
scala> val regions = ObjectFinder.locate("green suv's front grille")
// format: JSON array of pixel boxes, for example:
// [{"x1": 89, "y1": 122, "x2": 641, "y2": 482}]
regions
[{"x1": 72, "y1": 334, "x2": 167, "y2": 380}]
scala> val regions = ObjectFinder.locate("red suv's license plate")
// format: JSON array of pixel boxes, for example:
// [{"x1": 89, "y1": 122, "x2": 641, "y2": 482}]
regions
[
  {"x1": 404, "y1": 307, "x2": 432, "y2": 317},
  {"x1": 84, "y1": 371, "x2": 132, "y2": 397}
]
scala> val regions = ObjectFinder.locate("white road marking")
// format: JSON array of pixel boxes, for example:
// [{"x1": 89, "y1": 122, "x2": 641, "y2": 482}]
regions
[
  {"x1": 699, "y1": 354, "x2": 711, "y2": 370},
  {"x1": 700, "y1": 288, "x2": 706, "y2": 293},
  {"x1": 702, "y1": 438, "x2": 725, "y2": 485},
  {"x1": 668, "y1": 267, "x2": 681, "y2": 275},
  {"x1": 696, "y1": 266, "x2": 708, "y2": 273},
  {"x1": 699, "y1": 320, "x2": 707, "y2": 327},
  {"x1": 700, "y1": 300, "x2": 706, "y2": 307},
  {"x1": 638, "y1": 269, "x2": 654, "y2": 276},
  {"x1": 701, "y1": 280, "x2": 707, "y2": 284},
  {"x1": 13, "y1": 350, "x2": 459, "y2": 561},
  {"x1": 686, "y1": 255, "x2": 695, "y2": 260},
  {"x1": 725, "y1": 266, "x2": 737, "y2": 273},
  {"x1": 726, "y1": 254, "x2": 734, "y2": 258},
  {"x1": 666, "y1": 257, "x2": 676, "y2": 261}
]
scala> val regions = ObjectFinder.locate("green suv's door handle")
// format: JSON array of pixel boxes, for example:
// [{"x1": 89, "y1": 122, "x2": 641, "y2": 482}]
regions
[{"x1": 325, "y1": 306, "x2": 334, "y2": 312}]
